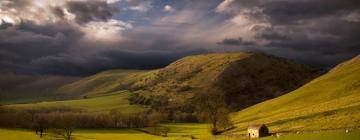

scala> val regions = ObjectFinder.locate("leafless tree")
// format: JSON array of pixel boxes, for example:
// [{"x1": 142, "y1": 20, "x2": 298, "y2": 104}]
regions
[
  {"x1": 194, "y1": 87, "x2": 232, "y2": 134},
  {"x1": 33, "y1": 114, "x2": 48, "y2": 138},
  {"x1": 53, "y1": 113, "x2": 77, "y2": 140}
]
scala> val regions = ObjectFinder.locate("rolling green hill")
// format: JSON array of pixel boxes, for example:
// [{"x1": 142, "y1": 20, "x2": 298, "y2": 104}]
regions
[
  {"x1": 56, "y1": 70, "x2": 151, "y2": 97},
  {"x1": 4, "y1": 91, "x2": 147, "y2": 113},
  {"x1": 58, "y1": 52, "x2": 318, "y2": 110},
  {"x1": 229, "y1": 55, "x2": 360, "y2": 133}
]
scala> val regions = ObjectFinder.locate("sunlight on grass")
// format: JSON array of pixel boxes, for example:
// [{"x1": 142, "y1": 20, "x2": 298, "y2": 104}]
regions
[
  {"x1": 230, "y1": 55, "x2": 360, "y2": 133},
  {"x1": 4, "y1": 91, "x2": 147, "y2": 113}
]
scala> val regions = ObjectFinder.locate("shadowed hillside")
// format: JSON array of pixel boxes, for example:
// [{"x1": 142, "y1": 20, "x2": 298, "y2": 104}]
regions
[
  {"x1": 216, "y1": 54, "x2": 318, "y2": 108},
  {"x1": 230, "y1": 55, "x2": 360, "y2": 133},
  {"x1": 0, "y1": 74, "x2": 79, "y2": 104},
  {"x1": 58, "y1": 52, "x2": 318, "y2": 111}
]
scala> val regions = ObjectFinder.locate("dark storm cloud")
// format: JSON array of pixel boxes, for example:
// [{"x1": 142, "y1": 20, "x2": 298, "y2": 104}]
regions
[
  {"x1": 218, "y1": 0, "x2": 360, "y2": 68},
  {"x1": 220, "y1": 0, "x2": 359, "y2": 25},
  {"x1": 218, "y1": 38, "x2": 256, "y2": 46},
  {"x1": 0, "y1": 0, "x2": 358, "y2": 77},
  {"x1": 0, "y1": 20, "x2": 84, "y2": 74},
  {"x1": 0, "y1": 19, "x2": 208, "y2": 76},
  {"x1": 0, "y1": 21, "x2": 83, "y2": 60},
  {"x1": 0, "y1": 1, "x2": 207, "y2": 77},
  {"x1": 65, "y1": 1, "x2": 115, "y2": 24},
  {"x1": 31, "y1": 49, "x2": 208, "y2": 76},
  {"x1": 261, "y1": 0, "x2": 360, "y2": 25}
]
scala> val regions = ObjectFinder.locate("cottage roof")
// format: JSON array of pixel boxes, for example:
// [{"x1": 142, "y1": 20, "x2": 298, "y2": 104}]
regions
[{"x1": 248, "y1": 124, "x2": 265, "y2": 130}]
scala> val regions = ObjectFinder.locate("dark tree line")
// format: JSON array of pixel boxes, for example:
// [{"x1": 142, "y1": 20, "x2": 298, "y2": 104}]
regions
[
  {"x1": 0, "y1": 107, "x2": 169, "y2": 139},
  {"x1": 0, "y1": 86, "x2": 233, "y2": 138}
]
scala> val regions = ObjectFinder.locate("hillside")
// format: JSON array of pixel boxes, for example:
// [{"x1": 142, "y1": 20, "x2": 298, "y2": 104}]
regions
[
  {"x1": 56, "y1": 70, "x2": 150, "y2": 97},
  {"x1": 4, "y1": 91, "x2": 147, "y2": 113},
  {"x1": 0, "y1": 74, "x2": 79, "y2": 104},
  {"x1": 230, "y1": 55, "x2": 360, "y2": 133},
  {"x1": 58, "y1": 52, "x2": 318, "y2": 110}
]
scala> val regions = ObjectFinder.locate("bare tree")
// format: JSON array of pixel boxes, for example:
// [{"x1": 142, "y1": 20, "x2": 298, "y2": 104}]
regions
[
  {"x1": 33, "y1": 114, "x2": 48, "y2": 138},
  {"x1": 194, "y1": 87, "x2": 232, "y2": 134},
  {"x1": 54, "y1": 113, "x2": 77, "y2": 140}
]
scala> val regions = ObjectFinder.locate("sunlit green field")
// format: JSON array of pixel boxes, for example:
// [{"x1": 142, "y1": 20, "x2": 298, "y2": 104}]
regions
[
  {"x1": 0, "y1": 123, "x2": 215, "y2": 140},
  {"x1": 3, "y1": 91, "x2": 147, "y2": 113},
  {"x1": 260, "y1": 129, "x2": 360, "y2": 140},
  {"x1": 1, "y1": 126, "x2": 360, "y2": 140},
  {"x1": 230, "y1": 55, "x2": 360, "y2": 133}
]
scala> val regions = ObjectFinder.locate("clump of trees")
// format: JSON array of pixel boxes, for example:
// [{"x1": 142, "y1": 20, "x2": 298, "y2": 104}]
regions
[{"x1": 0, "y1": 107, "x2": 169, "y2": 140}]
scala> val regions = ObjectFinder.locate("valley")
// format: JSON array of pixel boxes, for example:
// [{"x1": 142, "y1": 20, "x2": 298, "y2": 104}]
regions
[{"x1": 1, "y1": 52, "x2": 359, "y2": 140}]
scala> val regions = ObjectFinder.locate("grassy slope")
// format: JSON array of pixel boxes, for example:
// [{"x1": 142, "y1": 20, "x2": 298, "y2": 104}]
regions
[
  {"x1": 230, "y1": 55, "x2": 360, "y2": 133},
  {"x1": 57, "y1": 53, "x2": 253, "y2": 98},
  {"x1": 1, "y1": 126, "x2": 360, "y2": 140},
  {"x1": 57, "y1": 70, "x2": 150, "y2": 97},
  {"x1": 130, "y1": 52, "x2": 254, "y2": 107},
  {"x1": 3, "y1": 91, "x2": 147, "y2": 113},
  {"x1": 259, "y1": 130, "x2": 360, "y2": 140}
]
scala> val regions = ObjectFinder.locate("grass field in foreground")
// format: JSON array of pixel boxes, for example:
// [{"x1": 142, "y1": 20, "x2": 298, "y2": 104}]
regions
[
  {"x1": 3, "y1": 91, "x2": 147, "y2": 113},
  {"x1": 1, "y1": 126, "x2": 360, "y2": 140},
  {"x1": 0, "y1": 123, "x2": 214, "y2": 140},
  {"x1": 260, "y1": 129, "x2": 360, "y2": 140}
]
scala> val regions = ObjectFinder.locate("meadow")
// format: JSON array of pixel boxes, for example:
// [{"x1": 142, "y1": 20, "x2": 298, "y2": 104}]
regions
[
  {"x1": 0, "y1": 123, "x2": 212, "y2": 140},
  {"x1": 1, "y1": 125, "x2": 360, "y2": 140},
  {"x1": 1, "y1": 54, "x2": 359, "y2": 140},
  {"x1": 3, "y1": 91, "x2": 147, "y2": 113}
]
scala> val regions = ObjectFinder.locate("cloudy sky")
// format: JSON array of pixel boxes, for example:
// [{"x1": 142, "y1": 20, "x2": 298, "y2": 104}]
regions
[{"x1": 0, "y1": 0, "x2": 359, "y2": 76}]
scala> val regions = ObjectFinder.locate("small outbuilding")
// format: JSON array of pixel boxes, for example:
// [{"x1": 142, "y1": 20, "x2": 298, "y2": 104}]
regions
[{"x1": 247, "y1": 124, "x2": 269, "y2": 138}]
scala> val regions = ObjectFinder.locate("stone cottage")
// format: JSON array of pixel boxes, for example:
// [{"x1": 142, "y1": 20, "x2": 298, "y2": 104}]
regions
[{"x1": 247, "y1": 124, "x2": 269, "y2": 138}]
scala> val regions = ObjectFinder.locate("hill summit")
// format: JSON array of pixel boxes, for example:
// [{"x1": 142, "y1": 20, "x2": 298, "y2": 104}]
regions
[{"x1": 58, "y1": 52, "x2": 318, "y2": 110}]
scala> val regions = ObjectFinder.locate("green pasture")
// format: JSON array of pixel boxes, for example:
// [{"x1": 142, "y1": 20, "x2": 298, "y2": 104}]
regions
[
  {"x1": 229, "y1": 55, "x2": 360, "y2": 133},
  {"x1": 3, "y1": 91, "x2": 147, "y2": 113}
]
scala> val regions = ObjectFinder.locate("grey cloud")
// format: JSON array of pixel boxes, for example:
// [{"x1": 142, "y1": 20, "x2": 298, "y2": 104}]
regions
[
  {"x1": 0, "y1": 21, "x2": 83, "y2": 59},
  {"x1": 218, "y1": 38, "x2": 256, "y2": 46},
  {"x1": 218, "y1": 0, "x2": 360, "y2": 68},
  {"x1": 0, "y1": 0, "x2": 31, "y2": 10},
  {"x1": 51, "y1": 7, "x2": 66, "y2": 20},
  {"x1": 0, "y1": 0, "x2": 213, "y2": 77},
  {"x1": 262, "y1": 0, "x2": 360, "y2": 25},
  {"x1": 220, "y1": 0, "x2": 359, "y2": 22},
  {"x1": 0, "y1": 20, "x2": 84, "y2": 74},
  {"x1": 66, "y1": 1, "x2": 116, "y2": 24},
  {"x1": 31, "y1": 49, "x2": 209, "y2": 76},
  {"x1": 0, "y1": 18, "x2": 209, "y2": 76}
]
